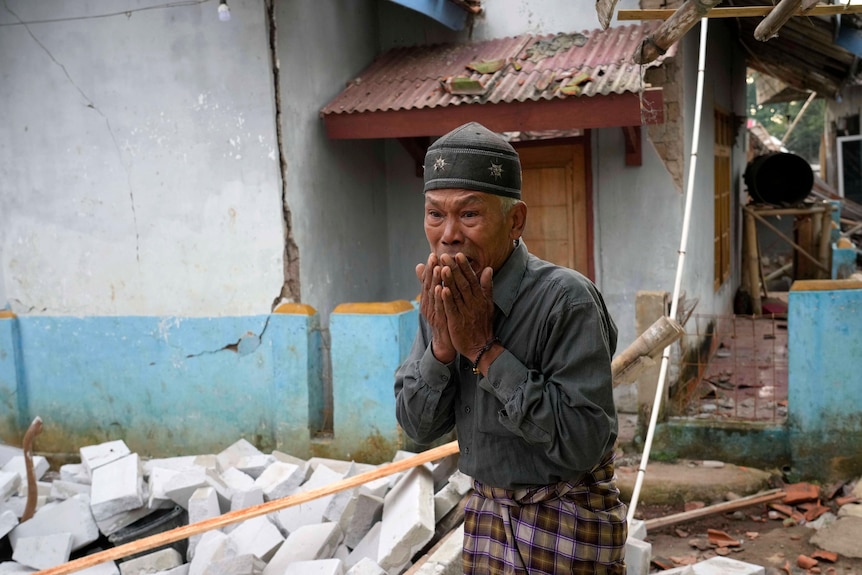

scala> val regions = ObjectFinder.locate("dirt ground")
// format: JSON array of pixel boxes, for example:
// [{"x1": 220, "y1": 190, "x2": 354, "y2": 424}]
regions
[{"x1": 636, "y1": 502, "x2": 862, "y2": 574}]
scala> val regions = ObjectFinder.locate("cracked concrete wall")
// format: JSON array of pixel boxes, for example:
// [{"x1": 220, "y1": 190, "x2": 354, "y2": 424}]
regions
[{"x1": 0, "y1": 0, "x2": 284, "y2": 317}]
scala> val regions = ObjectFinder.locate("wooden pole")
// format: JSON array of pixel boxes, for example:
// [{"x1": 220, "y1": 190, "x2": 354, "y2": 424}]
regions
[
  {"x1": 780, "y1": 91, "x2": 818, "y2": 147},
  {"x1": 632, "y1": 0, "x2": 722, "y2": 65},
  {"x1": 819, "y1": 203, "x2": 834, "y2": 279},
  {"x1": 618, "y1": 4, "x2": 862, "y2": 20},
  {"x1": 644, "y1": 488, "x2": 785, "y2": 530},
  {"x1": 36, "y1": 440, "x2": 461, "y2": 575},
  {"x1": 754, "y1": 0, "x2": 803, "y2": 41},
  {"x1": 746, "y1": 207, "x2": 831, "y2": 274},
  {"x1": 744, "y1": 208, "x2": 763, "y2": 315}
]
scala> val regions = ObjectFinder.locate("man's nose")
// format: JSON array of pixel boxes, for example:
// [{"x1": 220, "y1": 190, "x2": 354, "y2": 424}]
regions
[{"x1": 440, "y1": 218, "x2": 463, "y2": 245}]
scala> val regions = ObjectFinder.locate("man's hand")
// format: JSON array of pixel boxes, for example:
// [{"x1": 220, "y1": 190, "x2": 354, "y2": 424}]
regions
[
  {"x1": 438, "y1": 253, "x2": 495, "y2": 363},
  {"x1": 416, "y1": 253, "x2": 456, "y2": 363}
]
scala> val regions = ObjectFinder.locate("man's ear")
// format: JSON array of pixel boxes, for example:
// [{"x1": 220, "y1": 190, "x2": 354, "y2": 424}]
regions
[{"x1": 509, "y1": 201, "x2": 527, "y2": 240}]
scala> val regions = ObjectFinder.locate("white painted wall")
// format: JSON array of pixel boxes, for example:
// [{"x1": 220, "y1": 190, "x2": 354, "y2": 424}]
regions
[
  {"x1": 0, "y1": 0, "x2": 284, "y2": 316},
  {"x1": 276, "y1": 1, "x2": 388, "y2": 324}
]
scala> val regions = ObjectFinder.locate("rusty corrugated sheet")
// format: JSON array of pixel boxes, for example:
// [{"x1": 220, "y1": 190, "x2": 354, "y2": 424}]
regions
[{"x1": 321, "y1": 23, "x2": 673, "y2": 117}]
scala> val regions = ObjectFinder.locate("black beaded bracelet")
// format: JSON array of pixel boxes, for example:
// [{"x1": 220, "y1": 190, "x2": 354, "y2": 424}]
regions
[{"x1": 471, "y1": 337, "x2": 499, "y2": 375}]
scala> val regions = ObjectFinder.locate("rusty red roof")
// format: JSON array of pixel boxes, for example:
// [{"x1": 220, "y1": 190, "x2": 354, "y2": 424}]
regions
[{"x1": 321, "y1": 22, "x2": 673, "y2": 119}]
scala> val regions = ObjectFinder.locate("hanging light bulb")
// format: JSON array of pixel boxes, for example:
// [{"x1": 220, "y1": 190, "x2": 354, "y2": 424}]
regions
[{"x1": 218, "y1": 0, "x2": 231, "y2": 21}]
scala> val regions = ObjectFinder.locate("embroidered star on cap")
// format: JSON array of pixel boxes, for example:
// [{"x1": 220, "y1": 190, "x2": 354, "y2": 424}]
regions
[
  {"x1": 488, "y1": 161, "x2": 503, "y2": 180},
  {"x1": 433, "y1": 155, "x2": 447, "y2": 172}
]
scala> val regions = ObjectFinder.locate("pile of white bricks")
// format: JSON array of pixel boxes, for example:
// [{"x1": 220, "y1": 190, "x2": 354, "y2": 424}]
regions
[{"x1": 0, "y1": 439, "x2": 473, "y2": 574}]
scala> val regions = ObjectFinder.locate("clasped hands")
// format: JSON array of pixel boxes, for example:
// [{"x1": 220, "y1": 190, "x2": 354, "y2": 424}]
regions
[{"x1": 416, "y1": 252, "x2": 495, "y2": 366}]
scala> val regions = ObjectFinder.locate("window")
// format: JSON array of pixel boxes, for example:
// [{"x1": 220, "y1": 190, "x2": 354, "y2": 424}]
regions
[{"x1": 714, "y1": 109, "x2": 733, "y2": 290}]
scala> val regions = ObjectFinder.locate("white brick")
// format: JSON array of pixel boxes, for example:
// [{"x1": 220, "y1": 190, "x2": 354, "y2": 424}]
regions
[
  {"x1": 357, "y1": 477, "x2": 390, "y2": 499},
  {"x1": 204, "y1": 468, "x2": 234, "y2": 511},
  {"x1": 271, "y1": 450, "x2": 307, "y2": 469},
  {"x1": 378, "y1": 466, "x2": 435, "y2": 574},
  {"x1": 189, "y1": 531, "x2": 234, "y2": 575},
  {"x1": 156, "y1": 565, "x2": 189, "y2": 575},
  {"x1": 413, "y1": 523, "x2": 463, "y2": 575},
  {"x1": 118, "y1": 548, "x2": 183, "y2": 575},
  {"x1": 9, "y1": 493, "x2": 99, "y2": 551},
  {"x1": 217, "y1": 439, "x2": 263, "y2": 472},
  {"x1": 203, "y1": 554, "x2": 266, "y2": 575},
  {"x1": 283, "y1": 559, "x2": 343, "y2": 575},
  {"x1": 236, "y1": 454, "x2": 274, "y2": 480},
  {"x1": 263, "y1": 522, "x2": 343, "y2": 575},
  {"x1": 431, "y1": 454, "x2": 460, "y2": 493},
  {"x1": 222, "y1": 467, "x2": 255, "y2": 493},
  {"x1": 2, "y1": 456, "x2": 48, "y2": 485},
  {"x1": 629, "y1": 518, "x2": 647, "y2": 541},
  {"x1": 0, "y1": 444, "x2": 22, "y2": 468},
  {"x1": 345, "y1": 558, "x2": 387, "y2": 575},
  {"x1": 188, "y1": 487, "x2": 220, "y2": 560},
  {"x1": 230, "y1": 487, "x2": 263, "y2": 513},
  {"x1": 433, "y1": 482, "x2": 464, "y2": 522},
  {"x1": 227, "y1": 516, "x2": 284, "y2": 562},
  {"x1": 90, "y1": 454, "x2": 144, "y2": 521},
  {"x1": 254, "y1": 462, "x2": 305, "y2": 501},
  {"x1": 689, "y1": 557, "x2": 765, "y2": 575},
  {"x1": 0, "y1": 471, "x2": 21, "y2": 500},
  {"x1": 77, "y1": 560, "x2": 120, "y2": 575},
  {"x1": 0, "y1": 562, "x2": 36, "y2": 574},
  {"x1": 344, "y1": 493, "x2": 383, "y2": 550},
  {"x1": 60, "y1": 463, "x2": 90, "y2": 485},
  {"x1": 307, "y1": 457, "x2": 373, "y2": 476},
  {"x1": 0, "y1": 510, "x2": 18, "y2": 539},
  {"x1": 12, "y1": 533, "x2": 73, "y2": 570},
  {"x1": 273, "y1": 465, "x2": 343, "y2": 534},
  {"x1": 164, "y1": 468, "x2": 208, "y2": 510},
  {"x1": 625, "y1": 536, "x2": 651, "y2": 575},
  {"x1": 147, "y1": 467, "x2": 181, "y2": 509},
  {"x1": 80, "y1": 440, "x2": 131, "y2": 476},
  {"x1": 143, "y1": 455, "x2": 202, "y2": 476},
  {"x1": 95, "y1": 504, "x2": 157, "y2": 537},
  {"x1": 345, "y1": 522, "x2": 381, "y2": 570},
  {"x1": 446, "y1": 470, "x2": 473, "y2": 495},
  {"x1": 323, "y1": 463, "x2": 359, "y2": 528},
  {"x1": 50, "y1": 479, "x2": 90, "y2": 501}
]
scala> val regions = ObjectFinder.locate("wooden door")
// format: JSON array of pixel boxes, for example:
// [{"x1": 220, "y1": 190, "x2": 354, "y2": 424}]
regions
[{"x1": 516, "y1": 142, "x2": 592, "y2": 278}]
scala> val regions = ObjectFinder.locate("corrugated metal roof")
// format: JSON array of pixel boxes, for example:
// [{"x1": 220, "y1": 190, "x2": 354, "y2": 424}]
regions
[{"x1": 321, "y1": 23, "x2": 673, "y2": 117}]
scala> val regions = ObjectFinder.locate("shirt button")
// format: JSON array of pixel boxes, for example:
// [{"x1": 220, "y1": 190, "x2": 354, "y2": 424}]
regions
[
  {"x1": 441, "y1": 375, "x2": 449, "y2": 382},
  {"x1": 492, "y1": 380, "x2": 499, "y2": 388},
  {"x1": 463, "y1": 446, "x2": 470, "y2": 455},
  {"x1": 464, "y1": 405, "x2": 471, "y2": 414}
]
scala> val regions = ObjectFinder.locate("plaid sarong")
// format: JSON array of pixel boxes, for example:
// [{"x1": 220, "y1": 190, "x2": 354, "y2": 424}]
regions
[{"x1": 463, "y1": 451, "x2": 627, "y2": 575}]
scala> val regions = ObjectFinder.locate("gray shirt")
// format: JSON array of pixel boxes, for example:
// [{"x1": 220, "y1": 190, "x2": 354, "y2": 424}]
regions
[{"x1": 394, "y1": 241, "x2": 619, "y2": 489}]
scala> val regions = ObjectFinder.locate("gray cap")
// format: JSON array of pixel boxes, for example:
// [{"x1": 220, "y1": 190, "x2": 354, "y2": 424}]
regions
[{"x1": 423, "y1": 122, "x2": 521, "y2": 199}]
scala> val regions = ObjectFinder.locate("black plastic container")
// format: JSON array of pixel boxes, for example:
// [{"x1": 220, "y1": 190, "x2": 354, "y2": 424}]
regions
[
  {"x1": 743, "y1": 152, "x2": 814, "y2": 206},
  {"x1": 107, "y1": 505, "x2": 188, "y2": 562}
]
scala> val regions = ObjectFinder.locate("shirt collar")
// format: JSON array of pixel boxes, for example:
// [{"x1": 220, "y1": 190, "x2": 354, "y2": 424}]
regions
[{"x1": 492, "y1": 240, "x2": 528, "y2": 317}]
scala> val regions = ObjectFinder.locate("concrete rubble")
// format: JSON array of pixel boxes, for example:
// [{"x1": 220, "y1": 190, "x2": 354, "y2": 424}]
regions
[{"x1": 0, "y1": 439, "x2": 471, "y2": 574}]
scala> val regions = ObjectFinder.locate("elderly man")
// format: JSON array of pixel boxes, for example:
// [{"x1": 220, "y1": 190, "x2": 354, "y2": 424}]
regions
[{"x1": 394, "y1": 121, "x2": 627, "y2": 574}]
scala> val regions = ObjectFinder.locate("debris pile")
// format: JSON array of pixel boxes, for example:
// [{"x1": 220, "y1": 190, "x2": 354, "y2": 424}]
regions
[
  {"x1": 0, "y1": 438, "x2": 471, "y2": 574},
  {"x1": 646, "y1": 479, "x2": 862, "y2": 574}
]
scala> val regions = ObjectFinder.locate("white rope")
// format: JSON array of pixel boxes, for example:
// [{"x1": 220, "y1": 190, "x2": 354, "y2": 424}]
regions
[{"x1": 626, "y1": 18, "x2": 710, "y2": 525}]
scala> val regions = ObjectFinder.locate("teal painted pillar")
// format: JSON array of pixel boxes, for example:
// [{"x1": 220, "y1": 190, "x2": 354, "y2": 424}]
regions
[
  {"x1": 330, "y1": 301, "x2": 418, "y2": 463},
  {"x1": 270, "y1": 303, "x2": 323, "y2": 458},
  {"x1": 788, "y1": 280, "x2": 862, "y2": 481},
  {"x1": 0, "y1": 311, "x2": 22, "y2": 443}
]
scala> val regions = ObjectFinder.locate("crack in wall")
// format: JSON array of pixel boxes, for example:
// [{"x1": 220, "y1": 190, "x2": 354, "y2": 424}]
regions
[
  {"x1": 184, "y1": 315, "x2": 272, "y2": 359},
  {"x1": 265, "y1": 0, "x2": 301, "y2": 310},
  {"x1": 3, "y1": 1, "x2": 142, "y2": 263}
]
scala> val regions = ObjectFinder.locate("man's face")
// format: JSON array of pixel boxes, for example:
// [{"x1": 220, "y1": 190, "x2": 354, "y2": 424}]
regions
[{"x1": 424, "y1": 188, "x2": 522, "y2": 273}]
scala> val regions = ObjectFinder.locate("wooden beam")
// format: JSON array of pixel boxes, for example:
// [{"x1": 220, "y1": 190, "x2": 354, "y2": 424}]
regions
[
  {"x1": 323, "y1": 88, "x2": 664, "y2": 139},
  {"x1": 633, "y1": 0, "x2": 723, "y2": 65},
  {"x1": 644, "y1": 489, "x2": 785, "y2": 531},
  {"x1": 618, "y1": 4, "x2": 862, "y2": 20},
  {"x1": 623, "y1": 125, "x2": 642, "y2": 166},
  {"x1": 745, "y1": 206, "x2": 831, "y2": 274},
  {"x1": 36, "y1": 441, "x2": 462, "y2": 575},
  {"x1": 754, "y1": 0, "x2": 803, "y2": 41}
]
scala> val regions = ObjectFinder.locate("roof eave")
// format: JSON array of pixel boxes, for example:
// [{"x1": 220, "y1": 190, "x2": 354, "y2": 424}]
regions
[{"x1": 322, "y1": 87, "x2": 665, "y2": 140}]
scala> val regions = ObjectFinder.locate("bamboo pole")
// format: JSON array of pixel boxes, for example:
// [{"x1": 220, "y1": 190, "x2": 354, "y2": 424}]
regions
[
  {"x1": 746, "y1": 207, "x2": 831, "y2": 274},
  {"x1": 596, "y1": 0, "x2": 620, "y2": 29},
  {"x1": 633, "y1": 0, "x2": 722, "y2": 64},
  {"x1": 36, "y1": 441, "x2": 461, "y2": 575},
  {"x1": 611, "y1": 316, "x2": 685, "y2": 387},
  {"x1": 818, "y1": 203, "x2": 834, "y2": 279},
  {"x1": 754, "y1": 0, "x2": 803, "y2": 41},
  {"x1": 644, "y1": 488, "x2": 785, "y2": 530},
  {"x1": 618, "y1": 4, "x2": 862, "y2": 20},
  {"x1": 780, "y1": 91, "x2": 818, "y2": 147},
  {"x1": 744, "y1": 207, "x2": 763, "y2": 315}
]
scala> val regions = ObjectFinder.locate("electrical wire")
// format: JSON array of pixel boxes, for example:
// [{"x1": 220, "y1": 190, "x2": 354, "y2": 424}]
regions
[{"x1": 0, "y1": 0, "x2": 211, "y2": 27}]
